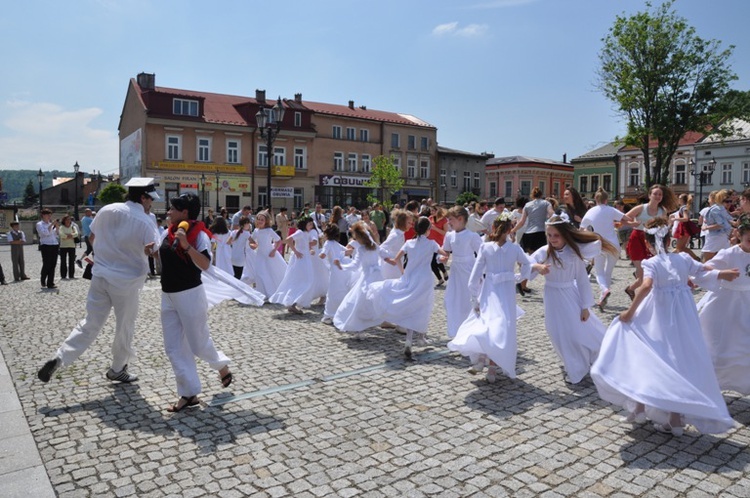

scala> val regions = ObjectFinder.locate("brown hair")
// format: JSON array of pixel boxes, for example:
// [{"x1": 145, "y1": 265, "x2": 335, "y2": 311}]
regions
[
  {"x1": 715, "y1": 189, "x2": 731, "y2": 204},
  {"x1": 649, "y1": 184, "x2": 678, "y2": 213},
  {"x1": 594, "y1": 187, "x2": 609, "y2": 204},
  {"x1": 350, "y1": 221, "x2": 376, "y2": 250},
  {"x1": 544, "y1": 216, "x2": 619, "y2": 267},
  {"x1": 488, "y1": 216, "x2": 512, "y2": 242},
  {"x1": 447, "y1": 205, "x2": 469, "y2": 222},
  {"x1": 531, "y1": 187, "x2": 543, "y2": 199},
  {"x1": 392, "y1": 209, "x2": 410, "y2": 231},
  {"x1": 643, "y1": 216, "x2": 671, "y2": 248}
]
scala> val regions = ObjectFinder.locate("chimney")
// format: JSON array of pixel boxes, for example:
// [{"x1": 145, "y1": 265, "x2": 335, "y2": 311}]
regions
[
  {"x1": 348, "y1": 100, "x2": 354, "y2": 109},
  {"x1": 359, "y1": 105, "x2": 367, "y2": 110},
  {"x1": 256, "y1": 89, "x2": 266, "y2": 102},
  {"x1": 562, "y1": 153, "x2": 567, "y2": 163},
  {"x1": 294, "y1": 93, "x2": 302, "y2": 103},
  {"x1": 136, "y1": 72, "x2": 155, "y2": 90}
]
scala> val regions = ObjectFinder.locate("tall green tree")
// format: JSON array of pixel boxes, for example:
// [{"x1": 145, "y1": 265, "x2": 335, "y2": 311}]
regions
[
  {"x1": 598, "y1": 1, "x2": 738, "y2": 187},
  {"x1": 364, "y1": 155, "x2": 404, "y2": 209},
  {"x1": 23, "y1": 179, "x2": 38, "y2": 206},
  {"x1": 98, "y1": 183, "x2": 126, "y2": 205}
]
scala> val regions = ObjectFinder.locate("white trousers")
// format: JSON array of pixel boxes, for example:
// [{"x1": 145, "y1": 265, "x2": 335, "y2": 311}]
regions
[
  {"x1": 57, "y1": 275, "x2": 144, "y2": 371},
  {"x1": 593, "y1": 252, "x2": 618, "y2": 295},
  {"x1": 161, "y1": 285, "x2": 230, "y2": 397}
]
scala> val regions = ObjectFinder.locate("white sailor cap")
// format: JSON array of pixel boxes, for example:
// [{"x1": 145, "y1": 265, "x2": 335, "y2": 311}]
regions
[{"x1": 124, "y1": 177, "x2": 160, "y2": 200}]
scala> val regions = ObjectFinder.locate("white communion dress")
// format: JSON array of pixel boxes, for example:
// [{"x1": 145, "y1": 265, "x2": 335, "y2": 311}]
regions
[
  {"x1": 591, "y1": 252, "x2": 735, "y2": 434},
  {"x1": 308, "y1": 229, "x2": 330, "y2": 302},
  {"x1": 333, "y1": 241, "x2": 385, "y2": 332},
  {"x1": 249, "y1": 227, "x2": 287, "y2": 300},
  {"x1": 269, "y1": 230, "x2": 316, "y2": 308},
  {"x1": 322, "y1": 240, "x2": 358, "y2": 320},
  {"x1": 212, "y1": 232, "x2": 233, "y2": 275},
  {"x1": 442, "y1": 229, "x2": 483, "y2": 338},
  {"x1": 379, "y1": 228, "x2": 405, "y2": 280}
]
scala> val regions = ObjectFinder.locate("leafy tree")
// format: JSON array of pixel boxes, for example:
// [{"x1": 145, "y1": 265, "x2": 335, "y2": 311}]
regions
[
  {"x1": 364, "y1": 155, "x2": 404, "y2": 210},
  {"x1": 23, "y1": 179, "x2": 38, "y2": 206},
  {"x1": 455, "y1": 191, "x2": 480, "y2": 206},
  {"x1": 98, "y1": 183, "x2": 126, "y2": 205},
  {"x1": 598, "y1": 1, "x2": 738, "y2": 187}
]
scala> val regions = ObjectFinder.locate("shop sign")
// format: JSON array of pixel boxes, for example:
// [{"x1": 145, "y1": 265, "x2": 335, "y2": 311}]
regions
[
  {"x1": 319, "y1": 174, "x2": 371, "y2": 188},
  {"x1": 271, "y1": 187, "x2": 294, "y2": 198}
]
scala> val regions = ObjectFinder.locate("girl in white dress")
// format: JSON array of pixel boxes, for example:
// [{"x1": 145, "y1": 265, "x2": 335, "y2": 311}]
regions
[
  {"x1": 371, "y1": 217, "x2": 448, "y2": 358},
  {"x1": 441, "y1": 206, "x2": 483, "y2": 338},
  {"x1": 591, "y1": 217, "x2": 738, "y2": 436},
  {"x1": 308, "y1": 227, "x2": 330, "y2": 306},
  {"x1": 379, "y1": 210, "x2": 411, "y2": 280},
  {"x1": 698, "y1": 214, "x2": 750, "y2": 394},
  {"x1": 249, "y1": 211, "x2": 287, "y2": 300},
  {"x1": 269, "y1": 217, "x2": 316, "y2": 314},
  {"x1": 320, "y1": 224, "x2": 356, "y2": 325},
  {"x1": 448, "y1": 214, "x2": 531, "y2": 382},
  {"x1": 530, "y1": 214, "x2": 619, "y2": 384},
  {"x1": 229, "y1": 217, "x2": 252, "y2": 280},
  {"x1": 210, "y1": 216, "x2": 233, "y2": 275}
]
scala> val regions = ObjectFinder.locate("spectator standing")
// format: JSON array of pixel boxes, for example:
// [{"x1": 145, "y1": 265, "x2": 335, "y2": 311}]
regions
[
  {"x1": 58, "y1": 215, "x2": 79, "y2": 280},
  {"x1": 7, "y1": 221, "x2": 30, "y2": 282},
  {"x1": 370, "y1": 203, "x2": 386, "y2": 241},
  {"x1": 36, "y1": 209, "x2": 60, "y2": 289}
]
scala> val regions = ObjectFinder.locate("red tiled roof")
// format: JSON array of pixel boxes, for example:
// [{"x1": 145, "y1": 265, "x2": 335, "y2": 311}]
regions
[
  {"x1": 619, "y1": 130, "x2": 706, "y2": 151},
  {"x1": 299, "y1": 100, "x2": 435, "y2": 128}
]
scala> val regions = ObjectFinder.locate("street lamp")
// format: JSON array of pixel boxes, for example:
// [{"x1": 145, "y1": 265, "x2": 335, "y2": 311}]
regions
[
  {"x1": 255, "y1": 97, "x2": 285, "y2": 210},
  {"x1": 215, "y1": 169, "x2": 220, "y2": 213},
  {"x1": 690, "y1": 158, "x2": 716, "y2": 211},
  {"x1": 73, "y1": 161, "x2": 80, "y2": 220},
  {"x1": 200, "y1": 173, "x2": 206, "y2": 221},
  {"x1": 37, "y1": 169, "x2": 44, "y2": 212}
]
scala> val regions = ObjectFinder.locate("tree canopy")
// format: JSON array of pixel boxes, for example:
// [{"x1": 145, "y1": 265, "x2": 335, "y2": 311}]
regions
[
  {"x1": 598, "y1": 0, "x2": 739, "y2": 187},
  {"x1": 98, "y1": 183, "x2": 126, "y2": 205},
  {"x1": 364, "y1": 155, "x2": 404, "y2": 209}
]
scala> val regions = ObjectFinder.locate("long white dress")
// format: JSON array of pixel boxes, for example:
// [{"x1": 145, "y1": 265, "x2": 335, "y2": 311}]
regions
[
  {"x1": 269, "y1": 229, "x2": 316, "y2": 308},
  {"x1": 443, "y1": 229, "x2": 483, "y2": 338},
  {"x1": 308, "y1": 230, "x2": 329, "y2": 301},
  {"x1": 580, "y1": 204, "x2": 623, "y2": 297},
  {"x1": 530, "y1": 241, "x2": 605, "y2": 384},
  {"x1": 698, "y1": 245, "x2": 750, "y2": 394},
  {"x1": 448, "y1": 242, "x2": 531, "y2": 378},
  {"x1": 369, "y1": 236, "x2": 440, "y2": 333},
  {"x1": 213, "y1": 232, "x2": 233, "y2": 275},
  {"x1": 322, "y1": 240, "x2": 358, "y2": 320},
  {"x1": 591, "y1": 252, "x2": 735, "y2": 434},
  {"x1": 333, "y1": 241, "x2": 385, "y2": 332},
  {"x1": 379, "y1": 228, "x2": 405, "y2": 280},
  {"x1": 250, "y1": 227, "x2": 287, "y2": 300}
]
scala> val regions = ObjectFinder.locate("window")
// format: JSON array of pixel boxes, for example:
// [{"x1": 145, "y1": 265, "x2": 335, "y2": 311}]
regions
[
  {"x1": 294, "y1": 147, "x2": 306, "y2": 170},
  {"x1": 440, "y1": 169, "x2": 446, "y2": 187},
  {"x1": 553, "y1": 182, "x2": 560, "y2": 197},
  {"x1": 226, "y1": 139, "x2": 240, "y2": 164},
  {"x1": 362, "y1": 154, "x2": 371, "y2": 173},
  {"x1": 408, "y1": 135, "x2": 416, "y2": 150},
  {"x1": 294, "y1": 112, "x2": 302, "y2": 127},
  {"x1": 360, "y1": 129, "x2": 369, "y2": 142},
  {"x1": 348, "y1": 153, "x2": 358, "y2": 172},
  {"x1": 294, "y1": 188, "x2": 304, "y2": 210},
  {"x1": 346, "y1": 127, "x2": 356, "y2": 141},
  {"x1": 743, "y1": 162, "x2": 750, "y2": 184},
  {"x1": 674, "y1": 164, "x2": 686, "y2": 185},
  {"x1": 451, "y1": 170, "x2": 457, "y2": 188},
  {"x1": 333, "y1": 125, "x2": 342, "y2": 139},
  {"x1": 603, "y1": 175, "x2": 612, "y2": 193},
  {"x1": 257, "y1": 187, "x2": 267, "y2": 209},
  {"x1": 420, "y1": 159, "x2": 429, "y2": 179},
  {"x1": 505, "y1": 181, "x2": 513, "y2": 198},
  {"x1": 392, "y1": 155, "x2": 401, "y2": 171},
  {"x1": 520, "y1": 180, "x2": 531, "y2": 196},
  {"x1": 473, "y1": 172, "x2": 480, "y2": 189},
  {"x1": 629, "y1": 167, "x2": 640, "y2": 187},
  {"x1": 579, "y1": 176, "x2": 588, "y2": 193},
  {"x1": 407, "y1": 157, "x2": 417, "y2": 178},
  {"x1": 421, "y1": 137, "x2": 429, "y2": 151},
  {"x1": 590, "y1": 176, "x2": 599, "y2": 193},
  {"x1": 489, "y1": 182, "x2": 497, "y2": 197},
  {"x1": 197, "y1": 138, "x2": 211, "y2": 162},
  {"x1": 173, "y1": 98, "x2": 199, "y2": 117},
  {"x1": 333, "y1": 152, "x2": 344, "y2": 171},
  {"x1": 258, "y1": 145, "x2": 268, "y2": 167},
  {"x1": 722, "y1": 163, "x2": 732, "y2": 184},
  {"x1": 539, "y1": 180, "x2": 546, "y2": 196},
  {"x1": 273, "y1": 146, "x2": 286, "y2": 166},
  {"x1": 391, "y1": 133, "x2": 400, "y2": 148},
  {"x1": 166, "y1": 135, "x2": 181, "y2": 160},
  {"x1": 463, "y1": 171, "x2": 471, "y2": 191}
]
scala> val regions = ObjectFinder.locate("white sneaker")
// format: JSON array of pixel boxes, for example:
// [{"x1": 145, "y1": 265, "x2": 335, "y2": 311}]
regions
[
  {"x1": 654, "y1": 423, "x2": 684, "y2": 436},
  {"x1": 321, "y1": 316, "x2": 333, "y2": 325},
  {"x1": 486, "y1": 366, "x2": 498, "y2": 383},
  {"x1": 467, "y1": 355, "x2": 487, "y2": 375}
]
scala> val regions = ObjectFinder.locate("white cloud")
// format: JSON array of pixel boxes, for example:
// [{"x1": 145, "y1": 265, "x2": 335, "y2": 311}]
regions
[
  {"x1": 0, "y1": 100, "x2": 118, "y2": 172},
  {"x1": 432, "y1": 22, "x2": 489, "y2": 38}
]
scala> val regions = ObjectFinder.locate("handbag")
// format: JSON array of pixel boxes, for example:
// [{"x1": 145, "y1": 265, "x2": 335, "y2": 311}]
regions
[{"x1": 684, "y1": 220, "x2": 700, "y2": 237}]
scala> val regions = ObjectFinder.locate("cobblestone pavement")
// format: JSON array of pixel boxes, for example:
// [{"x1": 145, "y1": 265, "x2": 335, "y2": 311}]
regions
[{"x1": 1, "y1": 244, "x2": 749, "y2": 497}]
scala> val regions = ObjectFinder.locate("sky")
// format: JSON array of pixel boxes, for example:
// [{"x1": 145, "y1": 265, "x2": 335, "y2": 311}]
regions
[{"x1": 1, "y1": 0, "x2": 749, "y2": 177}]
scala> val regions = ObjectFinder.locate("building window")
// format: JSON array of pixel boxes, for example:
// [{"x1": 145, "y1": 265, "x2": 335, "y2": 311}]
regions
[
  {"x1": 743, "y1": 162, "x2": 750, "y2": 184},
  {"x1": 294, "y1": 112, "x2": 302, "y2": 127},
  {"x1": 408, "y1": 135, "x2": 416, "y2": 150},
  {"x1": 362, "y1": 154, "x2": 371, "y2": 173},
  {"x1": 258, "y1": 145, "x2": 268, "y2": 167},
  {"x1": 590, "y1": 176, "x2": 599, "y2": 193},
  {"x1": 629, "y1": 167, "x2": 640, "y2": 187},
  {"x1": 722, "y1": 163, "x2": 732, "y2": 184},
  {"x1": 333, "y1": 152, "x2": 344, "y2": 171},
  {"x1": 294, "y1": 188, "x2": 304, "y2": 210},
  {"x1": 258, "y1": 187, "x2": 268, "y2": 209},
  {"x1": 505, "y1": 181, "x2": 513, "y2": 198},
  {"x1": 346, "y1": 127, "x2": 356, "y2": 141},
  {"x1": 440, "y1": 169, "x2": 446, "y2": 187},
  {"x1": 673, "y1": 163, "x2": 686, "y2": 185},
  {"x1": 450, "y1": 170, "x2": 457, "y2": 188},
  {"x1": 173, "y1": 98, "x2": 199, "y2": 117},
  {"x1": 333, "y1": 125, "x2": 342, "y2": 139},
  {"x1": 603, "y1": 175, "x2": 612, "y2": 193},
  {"x1": 489, "y1": 182, "x2": 497, "y2": 197},
  {"x1": 421, "y1": 137, "x2": 429, "y2": 151},
  {"x1": 272, "y1": 146, "x2": 285, "y2": 166},
  {"x1": 553, "y1": 182, "x2": 560, "y2": 197},
  {"x1": 360, "y1": 129, "x2": 369, "y2": 142},
  {"x1": 463, "y1": 171, "x2": 471, "y2": 191},
  {"x1": 473, "y1": 172, "x2": 480, "y2": 189},
  {"x1": 407, "y1": 157, "x2": 417, "y2": 178},
  {"x1": 579, "y1": 176, "x2": 588, "y2": 193},
  {"x1": 294, "y1": 147, "x2": 306, "y2": 169},
  {"x1": 420, "y1": 159, "x2": 429, "y2": 179},
  {"x1": 197, "y1": 138, "x2": 211, "y2": 162},
  {"x1": 166, "y1": 135, "x2": 181, "y2": 160},
  {"x1": 520, "y1": 180, "x2": 531, "y2": 196},
  {"x1": 391, "y1": 155, "x2": 401, "y2": 171},
  {"x1": 348, "y1": 153, "x2": 358, "y2": 172},
  {"x1": 391, "y1": 133, "x2": 400, "y2": 148},
  {"x1": 226, "y1": 139, "x2": 239, "y2": 164}
]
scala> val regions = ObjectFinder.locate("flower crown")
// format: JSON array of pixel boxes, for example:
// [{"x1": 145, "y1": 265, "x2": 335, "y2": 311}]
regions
[
  {"x1": 545, "y1": 212, "x2": 570, "y2": 226},
  {"x1": 738, "y1": 214, "x2": 750, "y2": 230},
  {"x1": 497, "y1": 211, "x2": 513, "y2": 223}
]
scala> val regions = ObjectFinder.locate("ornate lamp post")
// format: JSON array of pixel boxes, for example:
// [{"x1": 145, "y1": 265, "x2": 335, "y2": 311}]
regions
[
  {"x1": 215, "y1": 169, "x2": 220, "y2": 213},
  {"x1": 73, "y1": 161, "x2": 80, "y2": 220},
  {"x1": 690, "y1": 158, "x2": 716, "y2": 211},
  {"x1": 37, "y1": 169, "x2": 44, "y2": 212},
  {"x1": 200, "y1": 173, "x2": 206, "y2": 221},
  {"x1": 255, "y1": 97, "x2": 286, "y2": 209}
]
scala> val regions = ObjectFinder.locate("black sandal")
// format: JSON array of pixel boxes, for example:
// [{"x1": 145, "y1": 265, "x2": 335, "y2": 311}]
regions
[
  {"x1": 221, "y1": 372, "x2": 233, "y2": 388},
  {"x1": 167, "y1": 395, "x2": 199, "y2": 413}
]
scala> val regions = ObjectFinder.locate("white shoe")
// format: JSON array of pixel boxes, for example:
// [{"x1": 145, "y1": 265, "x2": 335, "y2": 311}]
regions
[
  {"x1": 394, "y1": 326, "x2": 408, "y2": 335},
  {"x1": 621, "y1": 412, "x2": 648, "y2": 424},
  {"x1": 414, "y1": 333, "x2": 431, "y2": 346},
  {"x1": 653, "y1": 423, "x2": 684, "y2": 436},
  {"x1": 321, "y1": 316, "x2": 333, "y2": 325},
  {"x1": 486, "y1": 366, "x2": 498, "y2": 383}
]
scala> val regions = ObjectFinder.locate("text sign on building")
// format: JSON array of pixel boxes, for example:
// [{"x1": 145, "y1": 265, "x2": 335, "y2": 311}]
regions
[
  {"x1": 271, "y1": 187, "x2": 294, "y2": 198},
  {"x1": 319, "y1": 174, "x2": 371, "y2": 189}
]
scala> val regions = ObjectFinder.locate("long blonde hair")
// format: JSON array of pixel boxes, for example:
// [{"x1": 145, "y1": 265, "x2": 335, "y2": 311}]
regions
[{"x1": 545, "y1": 216, "x2": 619, "y2": 267}]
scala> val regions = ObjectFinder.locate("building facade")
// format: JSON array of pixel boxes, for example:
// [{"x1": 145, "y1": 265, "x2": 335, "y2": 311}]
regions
[
  {"x1": 570, "y1": 142, "x2": 621, "y2": 201},
  {"x1": 693, "y1": 119, "x2": 750, "y2": 209},
  {"x1": 484, "y1": 156, "x2": 574, "y2": 202},
  {"x1": 119, "y1": 74, "x2": 437, "y2": 216},
  {"x1": 436, "y1": 146, "x2": 493, "y2": 204}
]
